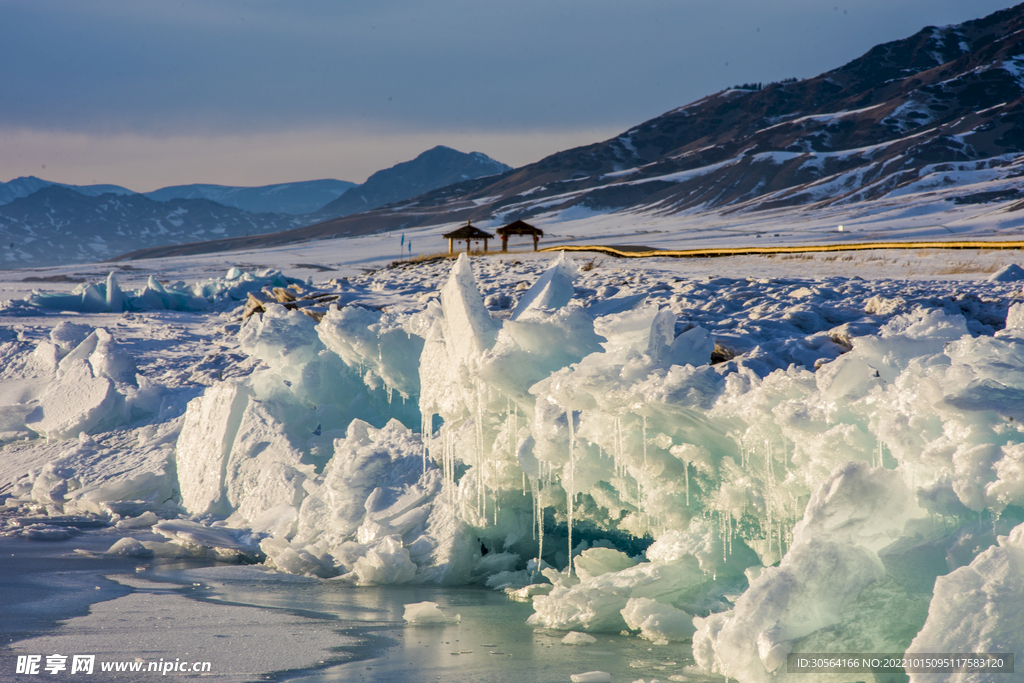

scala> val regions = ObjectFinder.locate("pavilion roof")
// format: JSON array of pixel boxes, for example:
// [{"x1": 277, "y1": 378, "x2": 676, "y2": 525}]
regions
[
  {"x1": 496, "y1": 219, "x2": 544, "y2": 237},
  {"x1": 443, "y1": 222, "x2": 494, "y2": 239}
]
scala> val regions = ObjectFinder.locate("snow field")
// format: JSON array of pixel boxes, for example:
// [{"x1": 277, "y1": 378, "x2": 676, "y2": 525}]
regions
[{"x1": 2, "y1": 251, "x2": 1024, "y2": 682}]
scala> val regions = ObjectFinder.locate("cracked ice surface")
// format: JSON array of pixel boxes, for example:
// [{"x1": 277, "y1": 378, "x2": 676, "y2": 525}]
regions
[{"x1": 4, "y1": 253, "x2": 1024, "y2": 682}]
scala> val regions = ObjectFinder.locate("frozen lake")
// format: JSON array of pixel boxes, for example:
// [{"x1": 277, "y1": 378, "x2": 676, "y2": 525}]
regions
[
  {"x1": 3, "y1": 242, "x2": 1024, "y2": 683},
  {"x1": 2, "y1": 533, "x2": 710, "y2": 682}
]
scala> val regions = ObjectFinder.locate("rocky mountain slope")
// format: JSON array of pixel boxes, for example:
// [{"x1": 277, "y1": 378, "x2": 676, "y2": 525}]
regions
[
  {"x1": 125, "y1": 2, "x2": 1024, "y2": 259},
  {"x1": 309, "y1": 146, "x2": 510, "y2": 219}
]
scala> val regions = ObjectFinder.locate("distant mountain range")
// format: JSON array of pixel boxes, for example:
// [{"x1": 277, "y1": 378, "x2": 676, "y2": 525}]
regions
[
  {"x1": 0, "y1": 177, "x2": 135, "y2": 205},
  {"x1": 143, "y1": 179, "x2": 356, "y2": 215},
  {"x1": 0, "y1": 177, "x2": 354, "y2": 216},
  {"x1": 111, "y1": 2, "x2": 1024, "y2": 261},
  {"x1": 0, "y1": 146, "x2": 510, "y2": 268},
  {"x1": 0, "y1": 187, "x2": 308, "y2": 267},
  {"x1": 309, "y1": 147, "x2": 510, "y2": 219}
]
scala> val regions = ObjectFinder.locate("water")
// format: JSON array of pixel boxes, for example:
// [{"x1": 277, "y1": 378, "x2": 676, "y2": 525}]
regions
[
  {"x1": 146, "y1": 564, "x2": 705, "y2": 683},
  {"x1": 0, "y1": 534, "x2": 706, "y2": 682}
]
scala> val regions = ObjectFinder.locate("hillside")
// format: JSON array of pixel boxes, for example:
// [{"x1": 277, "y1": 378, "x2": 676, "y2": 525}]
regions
[
  {"x1": 0, "y1": 187, "x2": 305, "y2": 268},
  {"x1": 142, "y1": 179, "x2": 356, "y2": 215},
  {"x1": 0, "y1": 147, "x2": 511, "y2": 268},
  {"x1": 309, "y1": 146, "x2": 511, "y2": 219},
  {"x1": 114, "y1": 2, "x2": 1024, "y2": 261}
]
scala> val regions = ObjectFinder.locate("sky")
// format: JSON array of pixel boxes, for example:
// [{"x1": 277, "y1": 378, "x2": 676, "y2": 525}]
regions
[{"x1": 0, "y1": 0, "x2": 1018, "y2": 191}]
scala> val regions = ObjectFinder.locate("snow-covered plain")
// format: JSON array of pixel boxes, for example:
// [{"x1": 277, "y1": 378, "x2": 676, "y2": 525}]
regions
[{"x1": 2, "y1": 200, "x2": 1024, "y2": 682}]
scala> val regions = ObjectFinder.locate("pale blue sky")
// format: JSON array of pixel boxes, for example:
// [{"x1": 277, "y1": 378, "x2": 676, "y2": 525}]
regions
[{"x1": 0, "y1": 0, "x2": 1016, "y2": 190}]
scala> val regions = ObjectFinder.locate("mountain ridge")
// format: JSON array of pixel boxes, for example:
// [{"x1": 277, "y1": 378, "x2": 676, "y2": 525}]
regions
[
  {"x1": 309, "y1": 146, "x2": 510, "y2": 219},
  {"x1": 142, "y1": 179, "x2": 356, "y2": 215},
  {"x1": 167, "y1": 1, "x2": 1021, "y2": 252},
  {"x1": 0, "y1": 146, "x2": 511, "y2": 267}
]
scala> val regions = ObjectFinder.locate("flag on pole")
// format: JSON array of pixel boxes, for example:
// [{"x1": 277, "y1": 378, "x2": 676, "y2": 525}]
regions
[{"x1": 401, "y1": 234, "x2": 405, "y2": 247}]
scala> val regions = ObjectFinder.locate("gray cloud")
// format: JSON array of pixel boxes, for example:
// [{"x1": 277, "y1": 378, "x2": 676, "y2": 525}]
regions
[
  {"x1": 0, "y1": 0, "x2": 1017, "y2": 187},
  {"x1": 3, "y1": 0, "x2": 1016, "y2": 134}
]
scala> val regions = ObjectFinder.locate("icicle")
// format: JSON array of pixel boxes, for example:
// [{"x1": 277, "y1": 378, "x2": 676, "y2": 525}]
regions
[
  {"x1": 642, "y1": 415, "x2": 648, "y2": 467},
  {"x1": 566, "y1": 408, "x2": 575, "y2": 576},
  {"x1": 765, "y1": 439, "x2": 774, "y2": 556},
  {"x1": 683, "y1": 453, "x2": 690, "y2": 507},
  {"x1": 420, "y1": 412, "x2": 432, "y2": 473},
  {"x1": 728, "y1": 509, "x2": 733, "y2": 557},
  {"x1": 538, "y1": 506, "x2": 545, "y2": 569}
]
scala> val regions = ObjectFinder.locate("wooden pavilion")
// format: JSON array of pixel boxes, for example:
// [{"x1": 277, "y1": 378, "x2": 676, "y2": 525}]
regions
[
  {"x1": 443, "y1": 221, "x2": 494, "y2": 254},
  {"x1": 496, "y1": 219, "x2": 544, "y2": 252}
]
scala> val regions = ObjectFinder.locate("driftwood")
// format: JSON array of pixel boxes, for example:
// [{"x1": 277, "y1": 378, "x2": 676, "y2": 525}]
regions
[{"x1": 243, "y1": 288, "x2": 341, "y2": 323}]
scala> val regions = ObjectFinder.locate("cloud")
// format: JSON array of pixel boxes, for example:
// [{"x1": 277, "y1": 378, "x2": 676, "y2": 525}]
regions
[
  {"x1": 0, "y1": 0, "x2": 1017, "y2": 187},
  {"x1": 4, "y1": 0, "x2": 1015, "y2": 135}
]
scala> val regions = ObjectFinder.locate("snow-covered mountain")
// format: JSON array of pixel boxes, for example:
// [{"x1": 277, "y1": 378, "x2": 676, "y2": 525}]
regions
[
  {"x1": 143, "y1": 179, "x2": 356, "y2": 215},
  {"x1": 1, "y1": 147, "x2": 512, "y2": 268},
  {"x1": 0, "y1": 176, "x2": 134, "y2": 205},
  {"x1": 309, "y1": 146, "x2": 511, "y2": 219},
  {"x1": 0, "y1": 187, "x2": 306, "y2": 268},
  {"x1": 173, "y1": 2, "x2": 1022, "y2": 251}
]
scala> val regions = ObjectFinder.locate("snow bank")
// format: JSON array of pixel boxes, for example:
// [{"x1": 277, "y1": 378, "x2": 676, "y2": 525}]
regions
[{"x1": 12, "y1": 325, "x2": 146, "y2": 441}]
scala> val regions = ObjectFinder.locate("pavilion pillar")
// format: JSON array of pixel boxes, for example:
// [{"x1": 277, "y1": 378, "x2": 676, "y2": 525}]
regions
[
  {"x1": 501, "y1": 235, "x2": 508, "y2": 252},
  {"x1": 533, "y1": 234, "x2": 539, "y2": 251},
  {"x1": 448, "y1": 238, "x2": 453, "y2": 254}
]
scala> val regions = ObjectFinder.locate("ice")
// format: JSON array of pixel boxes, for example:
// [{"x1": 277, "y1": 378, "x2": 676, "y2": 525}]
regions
[
  {"x1": 1003, "y1": 302, "x2": 1024, "y2": 333},
  {"x1": 571, "y1": 672, "x2": 611, "y2": 683},
  {"x1": 49, "y1": 322, "x2": 93, "y2": 353},
  {"x1": 692, "y1": 540, "x2": 885, "y2": 681},
  {"x1": 223, "y1": 399, "x2": 315, "y2": 525},
  {"x1": 153, "y1": 519, "x2": 261, "y2": 561},
  {"x1": 791, "y1": 462, "x2": 925, "y2": 552},
  {"x1": 573, "y1": 547, "x2": 638, "y2": 581},
  {"x1": 621, "y1": 597, "x2": 696, "y2": 642},
  {"x1": 175, "y1": 382, "x2": 251, "y2": 515},
  {"x1": 527, "y1": 550, "x2": 706, "y2": 632},
  {"x1": 439, "y1": 253, "x2": 498, "y2": 360},
  {"x1": 403, "y1": 600, "x2": 455, "y2": 623},
  {"x1": 562, "y1": 631, "x2": 598, "y2": 644},
  {"x1": 114, "y1": 510, "x2": 159, "y2": 530},
  {"x1": 3, "y1": 267, "x2": 304, "y2": 314},
  {"x1": 317, "y1": 306, "x2": 424, "y2": 399},
  {"x1": 104, "y1": 537, "x2": 155, "y2": 558},
  {"x1": 353, "y1": 535, "x2": 418, "y2": 584},
  {"x1": 6, "y1": 251, "x2": 1024, "y2": 682},
  {"x1": 510, "y1": 252, "x2": 577, "y2": 320},
  {"x1": 908, "y1": 522, "x2": 1024, "y2": 683},
  {"x1": 25, "y1": 360, "x2": 116, "y2": 439}
]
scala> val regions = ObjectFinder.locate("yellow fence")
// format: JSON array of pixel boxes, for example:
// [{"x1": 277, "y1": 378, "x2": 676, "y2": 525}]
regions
[{"x1": 538, "y1": 240, "x2": 1024, "y2": 259}]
